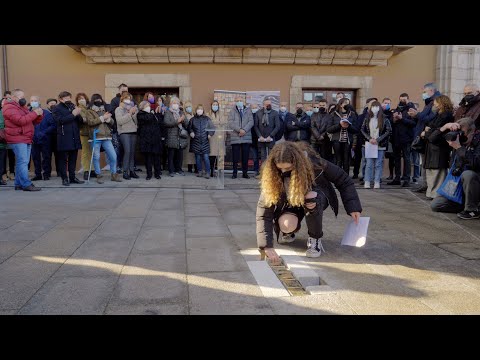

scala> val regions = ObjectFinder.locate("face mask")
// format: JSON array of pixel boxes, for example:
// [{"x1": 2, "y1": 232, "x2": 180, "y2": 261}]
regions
[
  {"x1": 383, "y1": 104, "x2": 390, "y2": 111},
  {"x1": 19, "y1": 98, "x2": 27, "y2": 107},
  {"x1": 78, "y1": 99, "x2": 87, "y2": 106},
  {"x1": 343, "y1": 104, "x2": 350, "y2": 111},
  {"x1": 171, "y1": 104, "x2": 179, "y2": 110},
  {"x1": 319, "y1": 107, "x2": 326, "y2": 113},
  {"x1": 399, "y1": 101, "x2": 407, "y2": 106},
  {"x1": 30, "y1": 101, "x2": 39, "y2": 108},
  {"x1": 313, "y1": 108, "x2": 319, "y2": 113},
  {"x1": 236, "y1": 101, "x2": 244, "y2": 109},
  {"x1": 143, "y1": 106, "x2": 151, "y2": 113},
  {"x1": 212, "y1": 105, "x2": 219, "y2": 112},
  {"x1": 306, "y1": 110, "x2": 313, "y2": 117},
  {"x1": 48, "y1": 105, "x2": 56, "y2": 111},
  {"x1": 422, "y1": 93, "x2": 430, "y2": 100},
  {"x1": 196, "y1": 109, "x2": 204, "y2": 116},
  {"x1": 280, "y1": 170, "x2": 292, "y2": 178},
  {"x1": 371, "y1": 106, "x2": 380, "y2": 115},
  {"x1": 251, "y1": 108, "x2": 258, "y2": 114},
  {"x1": 148, "y1": 98, "x2": 155, "y2": 104},
  {"x1": 463, "y1": 94, "x2": 475, "y2": 104},
  {"x1": 64, "y1": 100, "x2": 73, "y2": 107},
  {"x1": 296, "y1": 108, "x2": 303, "y2": 115},
  {"x1": 123, "y1": 99, "x2": 131, "y2": 105},
  {"x1": 280, "y1": 106, "x2": 287, "y2": 113},
  {"x1": 265, "y1": 105, "x2": 272, "y2": 111},
  {"x1": 94, "y1": 100, "x2": 103, "y2": 105},
  {"x1": 186, "y1": 106, "x2": 192, "y2": 114}
]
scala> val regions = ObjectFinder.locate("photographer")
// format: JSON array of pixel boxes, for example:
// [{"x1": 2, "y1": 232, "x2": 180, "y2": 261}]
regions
[{"x1": 431, "y1": 117, "x2": 480, "y2": 219}]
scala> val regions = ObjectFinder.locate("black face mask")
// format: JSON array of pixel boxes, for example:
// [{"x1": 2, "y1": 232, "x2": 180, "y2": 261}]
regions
[
  {"x1": 280, "y1": 170, "x2": 292, "y2": 178},
  {"x1": 399, "y1": 101, "x2": 407, "y2": 106},
  {"x1": 49, "y1": 105, "x2": 56, "y2": 111},
  {"x1": 94, "y1": 100, "x2": 103, "y2": 105},
  {"x1": 296, "y1": 108, "x2": 303, "y2": 115},
  {"x1": 266, "y1": 105, "x2": 272, "y2": 111},
  {"x1": 463, "y1": 94, "x2": 475, "y2": 104},
  {"x1": 18, "y1": 98, "x2": 27, "y2": 107},
  {"x1": 319, "y1": 107, "x2": 326, "y2": 113}
]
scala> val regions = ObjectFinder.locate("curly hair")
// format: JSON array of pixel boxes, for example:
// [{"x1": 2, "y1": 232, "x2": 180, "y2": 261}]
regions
[
  {"x1": 260, "y1": 142, "x2": 318, "y2": 207},
  {"x1": 434, "y1": 95, "x2": 453, "y2": 114}
]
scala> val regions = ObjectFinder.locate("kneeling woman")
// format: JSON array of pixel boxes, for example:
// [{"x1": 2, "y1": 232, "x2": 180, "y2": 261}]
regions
[{"x1": 256, "y1": 142, "x2": 362, "y2": 262}]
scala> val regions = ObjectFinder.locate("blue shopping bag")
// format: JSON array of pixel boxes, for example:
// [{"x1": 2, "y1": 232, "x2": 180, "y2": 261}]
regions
[{"x1": 437, "y1": 157, "x2": 463, "y2": 204}]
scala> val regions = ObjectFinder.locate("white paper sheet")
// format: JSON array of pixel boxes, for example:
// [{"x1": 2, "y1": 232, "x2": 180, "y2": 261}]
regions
[
  {"x1": 365, "y1": 142, "x2": 378, "y2": 159},
  {"x1": 341, "y1": 217, "x2": 370, "y2": 247}
]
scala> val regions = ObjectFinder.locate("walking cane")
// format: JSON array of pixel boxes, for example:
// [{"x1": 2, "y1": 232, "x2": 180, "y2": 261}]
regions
[{"x1": 87, "y1": 128, "x2": 99, "y2": 184}]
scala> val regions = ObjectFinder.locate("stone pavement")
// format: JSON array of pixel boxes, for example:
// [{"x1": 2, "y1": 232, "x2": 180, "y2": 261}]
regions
[{"x1": 1, "y1": 182, "x2": 480, "y2": 315}]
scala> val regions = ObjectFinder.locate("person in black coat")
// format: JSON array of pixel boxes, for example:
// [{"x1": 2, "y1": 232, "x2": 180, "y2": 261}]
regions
[
  {"x1": 285, "y1": 103, "x2": 311, "y2": 143},
  {"x1": 256, "y1": 141, "x2": 362, "y2": 262},
  {"x1": 137, "y1": 101, "x2": 163, "y2": 180},
  {"x1": 254, "y1": 99, "x2": 281, "y2": 162},
  {"x1": 188, "y1": 104, "x2": 215, "y2": 179},
  {"x1": 310, "y1": 99, "x2": 333, "y2": 162},
  {"x1": 327, "y1": 98, "x2": 358, "y2": 175},
  {"x1": 52, "y1": 91, "x2": 85, "y2": 186},
  {"x1": 389, "y1": 93, "x2": 416, "y2": 186}
]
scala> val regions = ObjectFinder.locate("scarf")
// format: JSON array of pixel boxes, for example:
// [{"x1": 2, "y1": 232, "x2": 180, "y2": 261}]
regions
[
  {"x1": 171, "y1": 108, "x2": 183, "y2": 129},
  {"x1": 91, "y1": 105, "x2": 106, "y2": 116},
  {"x1": 262, "y1": 109, "x2": 271, "y2": 127}
]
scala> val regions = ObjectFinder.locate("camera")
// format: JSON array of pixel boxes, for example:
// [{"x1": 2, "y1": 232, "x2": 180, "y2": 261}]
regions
[{"x1": 444, "y1": 130, "x2": 464, "y2": 142}]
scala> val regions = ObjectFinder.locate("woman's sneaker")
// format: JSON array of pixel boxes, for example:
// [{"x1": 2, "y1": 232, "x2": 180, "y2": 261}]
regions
[
  {"x1": 306, "y1": 237, "x2": 325, "y2": 258},
  {"x1": 457, "y1": 210, "x2": 480, "y2": 220},
  {"x1": 278, "y1": 233, "x2": 295, "y2": 244}
]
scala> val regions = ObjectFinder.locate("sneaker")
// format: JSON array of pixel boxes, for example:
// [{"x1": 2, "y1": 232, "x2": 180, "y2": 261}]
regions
[
  {"x1": 374, "y1": 182, "x2": 380, "y2": 189},
  {"x1": 175, "y1": 171, "x2": 185, "y2": 176},
  {"x1": 278, "y1": 233, "x2": 296, "y2": 244},
  {"x1": 412, "y1": 178, "x2": 418, "y2": 183},
  {"x1": 306, "y1": 237, "x2": 325, "y2": 258},
  {"x1": 96, "y1": 174, "x2": 104, "y2": 184},
  {"x1": 23, "y1": 184, "x2": 41, "y2": 192},
  {"x1": 364, "y1": 181, "x2": 371, "y2": 189},
  {"x1": 457, "y1": 210, "x2": 480, "y2": 220}
]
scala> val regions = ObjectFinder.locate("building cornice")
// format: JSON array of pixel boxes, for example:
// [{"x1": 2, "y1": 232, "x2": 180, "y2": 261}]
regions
[{"x1": 69, "y1": 45, "x2": 413, "y2": 66}]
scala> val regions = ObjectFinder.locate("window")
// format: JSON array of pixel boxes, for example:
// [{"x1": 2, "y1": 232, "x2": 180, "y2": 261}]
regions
[{"x1": 302, "y1": 89, "x2": 356, "y2": 108}]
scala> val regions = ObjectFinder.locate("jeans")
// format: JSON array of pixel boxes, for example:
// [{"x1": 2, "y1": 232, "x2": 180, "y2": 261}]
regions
[
  {"x1": 119, "y1": 133, "x2": 137, "y2": 172},
  {"x1": 393, "y1": 143, "x2": 411, "y2": 180},
  {"x1": 431, "y1": 170, "x2": 480, "y2": 212},
  {"x1": 195, "y1": 153, "x2": 210, "y2": 174},
  {"x1": 93, "y1": 140, "x2": 116, "y2": 175},
  {"x1": 10, "y1": 143, "x2": 32, "y2": 187},
  {"x1": 365, "y1": 150, "x2": 385, "y2": 183},
  {"x1": 411, "y1": 149, "x2": 421, "y2": 180}
]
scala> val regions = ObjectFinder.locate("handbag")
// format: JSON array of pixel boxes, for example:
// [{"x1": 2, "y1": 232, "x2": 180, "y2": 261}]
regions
[
  {"x1": 411, "y1": 135, "x2": 425, "y2": 153},
  {"x1": 179, "y1": 126, "x2": 189, "y2": 139},
  {"x1": 0, "y1": 128, "x2": 6, "y2": 143},
  {"x1": 437, "y1": 156, "x2": 463, "y2": 204}
]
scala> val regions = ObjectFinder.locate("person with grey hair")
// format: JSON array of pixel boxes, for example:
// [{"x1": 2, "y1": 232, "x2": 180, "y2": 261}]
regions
[
  {"x1": 137, "y1": 100, "x2": 163, "y2": 180},
  {"x1": 228, "y1": 95, "x2": 254, "y2": 179},
  {"x1": 408, "y1": 82, "x2": 442, "y2": 192},
  {"x1": 455, "y1": 83, "x2": 480, "y2": 128},
  {"x1": 115, "y1": 92, "x2": 139, "y2": 180},
  {"x1": 431, "y1": 117, "x2": 480, "y2": 219},
  {"x1": 164, "y1": 96, "x2": 188, "y2": 176}
]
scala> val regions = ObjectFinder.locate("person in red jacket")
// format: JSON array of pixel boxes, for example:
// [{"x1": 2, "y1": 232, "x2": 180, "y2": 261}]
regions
[{"x1": 2, "y1": 89, "x2": 44, "y2": 191}]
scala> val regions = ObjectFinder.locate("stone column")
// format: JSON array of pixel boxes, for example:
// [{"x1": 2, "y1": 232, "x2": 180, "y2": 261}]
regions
[{"x1": 436, "y1": 45, "x2": 480, "y2": 105}]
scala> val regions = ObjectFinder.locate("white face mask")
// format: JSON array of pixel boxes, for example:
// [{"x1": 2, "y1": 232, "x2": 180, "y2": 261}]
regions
[
  {"x1": 196, "y1": 109, "x2": 204, "y2": 116},
  {"x1": 251, "y1": 108, "x2": 258, "y2": 114},
  {"x1": 143, "y1": 106, "x2": 151, "y2": 113},
  {"x1": 123, "y1": 99, "x2": 131, "y2": 105},
  {"x1": 371, "y1": 106, "x2": 380, "y2": 114},
  {"x1": 78, "y1": 99, "x2": 87, "y2": 106},
  {"x1": 171, "y1": 104, "x2": 179, "y2": 110},
  {"x1": 280, "y1": 106, "x2": 287, "y2": 112}
]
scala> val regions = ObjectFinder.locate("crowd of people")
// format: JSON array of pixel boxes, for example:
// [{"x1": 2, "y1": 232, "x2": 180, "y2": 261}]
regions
[{"x1": 1, "y1": 81, "x2": 479, "y2": 220}]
